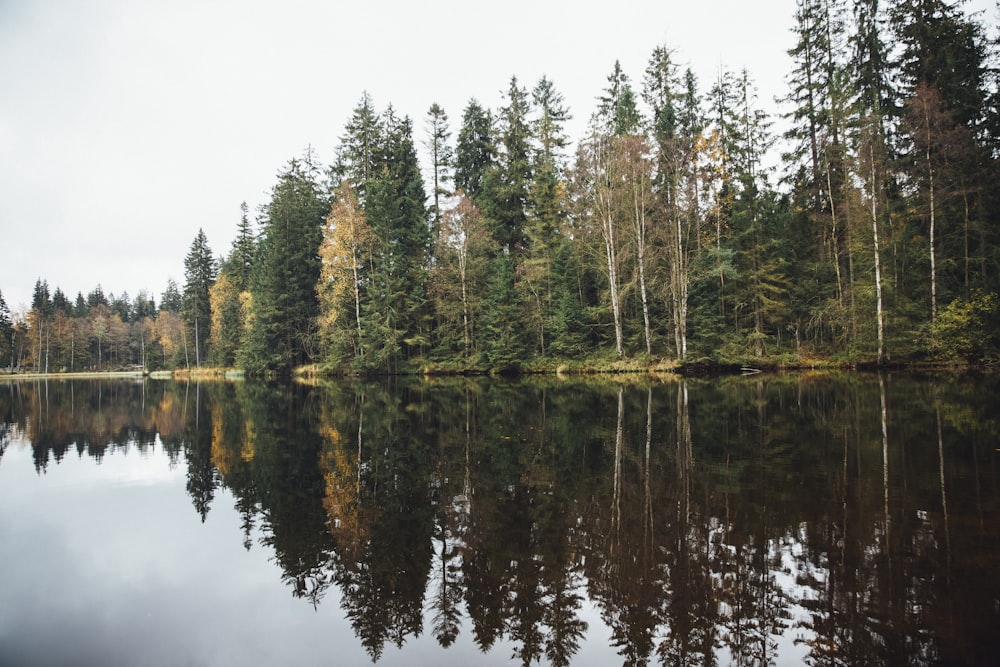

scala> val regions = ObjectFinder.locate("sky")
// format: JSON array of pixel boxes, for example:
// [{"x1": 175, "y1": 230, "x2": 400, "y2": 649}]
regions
[{"x1": 1, "y1": 0, "x2": 996, "y2": 313}]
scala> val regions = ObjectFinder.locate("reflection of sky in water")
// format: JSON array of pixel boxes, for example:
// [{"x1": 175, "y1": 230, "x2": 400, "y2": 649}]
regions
[{"x1": 0, "y1": 443, "x2": 618, "y2": 667}]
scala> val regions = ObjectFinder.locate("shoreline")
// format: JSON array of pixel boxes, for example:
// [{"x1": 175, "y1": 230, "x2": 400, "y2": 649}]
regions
[{"x1": 0, "y1": 358, "x2": 993, "y2": 382}]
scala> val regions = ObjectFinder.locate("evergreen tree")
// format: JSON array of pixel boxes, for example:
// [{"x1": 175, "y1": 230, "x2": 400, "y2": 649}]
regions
[
  {"x1": 335, "y1": 92, "x2": 383, "y2": 204},
  {"x1": 51, "y1": 287, "x2": 71, "y2": 315},
  {"x1": 525, "y1": 76, "x2": 572, "y2": 356},
  {"x1": 226, "y1": 201, "x2": 256, "y2": 292},
  {"x1": 890, "y1": 0, "x2": 988, "y2": 128},
  {"x1": 529, "y1": 77, "x2": 571, "y2": 241},
  {"x1": 87, "y1": 285, "x2": 108, "y2": 310},
  {"x1": 183, "y1": 228, "x2": 216, "y2": 367},
  {"x1": 488, "y1": 76, "x2": 534, "y2": 254},
  {"x1": 133, "y1": 289, "x2": 156, "y2": 320},
  {"x1": 730, "y1": 71, "x2": 789, "y2": 356},
  {"x1": 454, "y1": 99, "x2": 496, "y2": 203},
  {"x1": 0, "y1": 290, "x2": 12, "y2": 370},
  {"x1": 851, "y1": 0, "x2": 893, "y2": 118},
  {"x1": 644, "y1": 47, "x2": 704, "y2": 359},
  {"x1": 31, "y1": 279, "x2": 51, "y2": 316},
  {"x1": 424, "y1": 103, "x2": 454, "y2": 237},
  {"x1": 597, "y1": 60, "x2": 642, "y2": 136},
  {"x1": 365, "y1": 108, "x2": 432, "y2": 367},
  {"x1": 242, "y1": 153, "x2": 328, "y2": 376},
  {"x1": 160, "y1": 279, "x2": 183, "y2": 313},
  {"x1": 429, "y1": 193, "x2": 494, "y2": 359},
  {"x1": 782, "y1": 0, "x2": 855, "y2": 342},
  {"x1": 479, "y1": 252, "x2": 528, "y2": 369}
]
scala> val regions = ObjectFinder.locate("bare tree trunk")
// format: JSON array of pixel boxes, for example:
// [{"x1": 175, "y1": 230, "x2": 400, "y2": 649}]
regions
[
  {"x1": 631, "y1": 162, "x2": 652, "y2": 356},
  {"x1": 870, "y1": 141, "x2": 886, "y2": 365},
  {"x1": 923, "y1": 99, "x2": 938, "y2": 323}
]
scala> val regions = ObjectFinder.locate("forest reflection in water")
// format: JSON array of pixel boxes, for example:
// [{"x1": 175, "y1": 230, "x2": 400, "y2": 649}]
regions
[{"x1": 0, "y1": 373, "x2": 998, "y2": 666}]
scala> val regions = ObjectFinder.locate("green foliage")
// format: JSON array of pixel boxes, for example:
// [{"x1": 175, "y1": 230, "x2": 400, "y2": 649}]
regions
[
  {"x1": 454, "y1": 99, "x2": 496, "y2": 202},
  {"x1": 928, "y1": 290, "x2": 999, "y2": 360},
  {"x1": 183, "y1": 228, "x2": 216, "y2": 366},
  {"x1": 242, "y1": 154, "x2": 328, "y2": 376}
]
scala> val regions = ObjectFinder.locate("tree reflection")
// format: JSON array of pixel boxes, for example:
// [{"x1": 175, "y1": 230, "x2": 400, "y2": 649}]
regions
[{"x1": 1, "y1": 373, "x2": 998, "y2": 665}]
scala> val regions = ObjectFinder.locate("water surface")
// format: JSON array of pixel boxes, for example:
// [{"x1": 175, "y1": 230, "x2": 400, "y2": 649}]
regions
[{"x1": 0, "y1": 374, "x2": 997, "y2": 666}]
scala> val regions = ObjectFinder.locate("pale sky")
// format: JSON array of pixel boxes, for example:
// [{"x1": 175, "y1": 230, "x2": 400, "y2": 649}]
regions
[{"x1": 1, "y1": 0, "x2": 995, "y2": 312}]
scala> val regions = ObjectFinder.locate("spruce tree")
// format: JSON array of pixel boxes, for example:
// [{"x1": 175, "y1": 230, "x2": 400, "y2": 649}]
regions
[
  {"x1": 424, "y1": 103, "x2": 454, "y2": 238},
  {"x1": 365, "y1": 108, "x2": 431, "y2": 367},
  {"x1": 183, "y1": 228, "x2": 216, "y2": 367},
  {"x1": 160, "y1": 279, "x2": 183, "y2": 313},
  {"x1": 0, "y1": 290, "x2": 12, "y2": 370},
  {"x1": 227, "y1": 201, "x2": 256, "y2": 292},
  {"x1": 454, "y1": 99, "x2": 496, "y2": 203},
  {"x1": 335, "y1": 92, "x2": 382, "y2": 204},
  {"x1": 489, "y1": 76, "x2": 533, "y2": 254},
  {"x1": 242, "y1": 154, "x2": 328, "y2": 376},
  {"x1": 890, "y1": 0, "x2": 988, "y2": 129},
  {"x1": 597, "y1": 60, "x2": 642, "y2": 136}
]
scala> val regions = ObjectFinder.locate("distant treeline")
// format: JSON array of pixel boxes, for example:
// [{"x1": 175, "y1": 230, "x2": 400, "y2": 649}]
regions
[{"x1": 3, "y1": 0, "x2": 999, "y2": 375}]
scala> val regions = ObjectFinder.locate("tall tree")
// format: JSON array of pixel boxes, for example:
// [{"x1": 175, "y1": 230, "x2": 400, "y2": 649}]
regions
[
  {"x1": 317, "y1": 180, "x2": 376, "y2": 365},
  {"x1": 644, "y1": 47, "x2": 704, "y2": 358},
  {"x1": 890, "y1": 0, "x2": 988, "y2": 128},
  {"x1": 0, "y1": 290, "x2": 12, "y2": 370},
  {"x1": 160, "y1": 279, "x2": 183, "y2": 313},
  {"x1": 424, "y1": 103, "x2": 454, "y2": 238},
  {"x1": 242, "y1": 153, "x2": 328, "y2": 376},
  {"x1": 489, "y1": 76, "x2": 534, "y2": 254},
  {"x1": 335, "y1": 92, "x2": 383, "y2": 204},
  {"x1": 207, "y1": 273, "x2": 242, "y2": 367},
  {"x1": 597, "y1": 60, "x2": 642, "y2": 137},
  {"x1": 430, "y1": 193, "x2": 494, "y2": 358},
  {"x1": 574, "y1": 128, "x2": 629, "y2": 357},
  {"x1": 183, "y1": 228, "x2": 216, "y2": 367},
  {"x1": 365, "y1": 108, "x2": 432, "y2": 367},
  {"x1": 454, "y1": 99, "x2": 496, "y2": 203},
  {"x1": 226, "y1": 201, "x2": 256, "y2": 292},
  {"x1": 525, "y1": 76, "x2": 572, "y2": 356},
  {"x1": 730, "y1": 70, "x2": 788, "y2": 356}
]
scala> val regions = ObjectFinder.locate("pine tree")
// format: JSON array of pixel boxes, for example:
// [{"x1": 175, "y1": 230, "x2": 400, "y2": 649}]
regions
[
  {"x1": 851, "y1": 0, "x2": 893, "y2": 118},
  {"x1": 730, "y1": 70, "x2": 789, "y2": 356},
  {"x1": 365, "y1": 108, "x2": 432, "y2": 367},
  {"x1": 242, "y1": 153, "x2": 328, "y2": 376},
  {"x1": 0, "y1": 290, "x2": 12, "y2": 370},
  {"x1": 890, "y1": 0, "x2": 988, "y2": 128},
  {"x1": 597, "y1": 60, "x2": 642, "y2": 137},
  {"x1": 227, "y1": 201, "x2": 256, "y2": 292},
  {"x1": 183, "y1": 228, "x2": 216, "y2": 367},
  {"x1": 644, "y1": 46, "x2": 686, "y2": 357},
  {"x1": 454, "y1": 99, "x2": 496, "y2": 203},
  {"x1": 335, "y1": 92, "x2": 383, "y2": 204},
  {"x1": 160, "y1": 279, "x2": 183, "y2": 313},
  {"x1": 523, "y1": 76, "x2": 571, "y2": 356},
  {"x1": 424, "y1": 103, "x2": 454, "y2": 238},
  {"x1": 489, "y1": 76, "x2": 534, "y2": 254},
  {"x1": 429, "y1": 193, "x2": 494, "y2": 358}
]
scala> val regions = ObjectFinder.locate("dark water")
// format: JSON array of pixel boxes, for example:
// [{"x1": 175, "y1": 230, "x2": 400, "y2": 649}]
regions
[{"x1": 0, "y1": 374, "x2": 997, "y2": 667}]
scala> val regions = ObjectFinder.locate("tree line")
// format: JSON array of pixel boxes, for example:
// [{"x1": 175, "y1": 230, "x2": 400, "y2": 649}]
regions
[{"x1": 4, "y1": 0, "x2": 999, "y2": 375}]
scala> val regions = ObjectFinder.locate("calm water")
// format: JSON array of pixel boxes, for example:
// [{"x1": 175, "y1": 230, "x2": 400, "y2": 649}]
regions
[{"x1": 0, "y1": 374, "x2": 997, "y2": 667}]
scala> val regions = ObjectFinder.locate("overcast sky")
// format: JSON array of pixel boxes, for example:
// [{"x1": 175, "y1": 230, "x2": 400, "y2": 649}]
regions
[{"x1": 1, "y1": 0, "x2": 995, "y2": 312}]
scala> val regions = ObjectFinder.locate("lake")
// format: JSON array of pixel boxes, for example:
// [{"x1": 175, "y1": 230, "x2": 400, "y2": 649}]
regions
[{"x1": 0, "y1": 374, "x2": 997, "y2": 666}]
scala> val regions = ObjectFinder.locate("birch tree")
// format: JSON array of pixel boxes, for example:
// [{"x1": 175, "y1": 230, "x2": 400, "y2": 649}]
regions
[{"x1": 318, "y1": 181, "x2": 376, "y2": 363}]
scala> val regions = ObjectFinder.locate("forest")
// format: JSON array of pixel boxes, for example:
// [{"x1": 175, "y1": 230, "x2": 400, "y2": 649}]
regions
[{"x1": 2, "y1": 0, "x2": 999, "y2": 376}]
